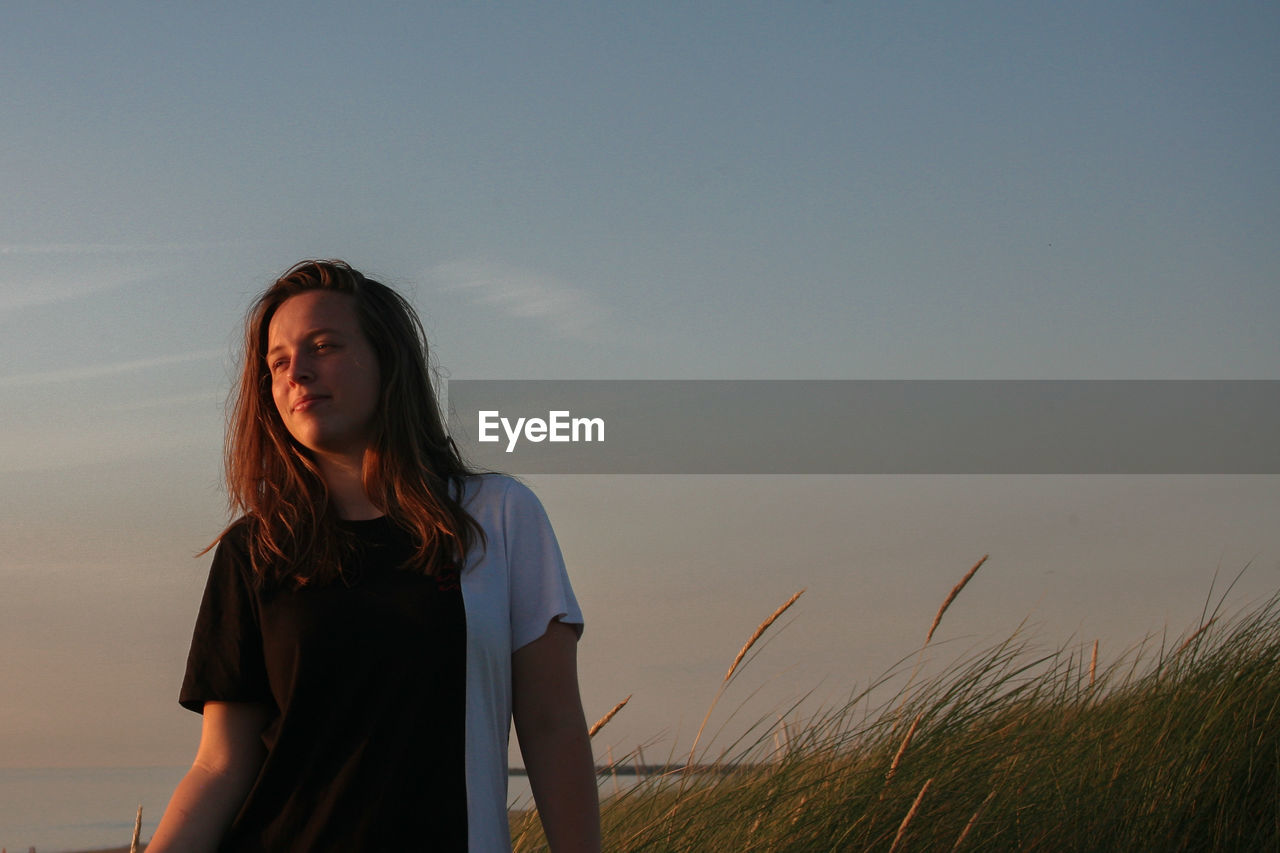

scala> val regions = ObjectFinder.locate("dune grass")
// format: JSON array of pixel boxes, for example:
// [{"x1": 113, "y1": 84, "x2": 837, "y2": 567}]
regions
[{"x1": 513, "y1": 561, "x2": 1280, "y2": 851}]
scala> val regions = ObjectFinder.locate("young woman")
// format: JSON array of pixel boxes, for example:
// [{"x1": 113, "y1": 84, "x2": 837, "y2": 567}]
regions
[{"x1": 150, "y1": 260, "x2": 600, "y2": 852}]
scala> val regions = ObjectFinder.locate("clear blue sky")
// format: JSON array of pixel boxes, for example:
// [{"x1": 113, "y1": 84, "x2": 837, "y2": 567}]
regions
[{"x1": 1, "y1": 2, "x2": 1277, "y2": 772}]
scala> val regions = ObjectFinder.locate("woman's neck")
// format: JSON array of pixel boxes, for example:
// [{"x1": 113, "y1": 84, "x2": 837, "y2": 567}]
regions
[{"x1": 315, "y1": 452, "x2": 383, "y2": 520}]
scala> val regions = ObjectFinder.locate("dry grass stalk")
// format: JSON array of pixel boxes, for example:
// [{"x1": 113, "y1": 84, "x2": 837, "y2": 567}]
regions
[
  {"x1": 589, "y1": 694, "x2": 632, "y2": 738},
  {"x1": 789, "y1": 793, "x2": 808, "y2": 826},
  {"x1": 683, "y1": 589, "x2": 806, "y2": 784},
  {"x1": 130, "y1": 804, "x2": 143, "y2": 853},
  {"x1": 607, "y1": 744, "x2": 620, "y2": 796},
  {"x1": 885, "y1": 712, "x2": 924, "y2": 787},
  {"x1": 726, "y1": 589, "x2": 806, "y2": 682},
  {"x1": 783, "y1": 788, "x2": 803, "y2": 824},
  {"x1": 775, "y1": 716, "x2": 791, "y2": 758},
  {"x1": 1089, "y1": 639, "x2": 1098, "y2": 687},
  {"x1": 888, "y1": 777, "x2": 933, "y2": 853},
  {"x1": 1175, "y1": 617, "x2": 1217, "y2": 657},
  {"x1": 951, "y1": 788, "x2": 997, "y2": 851},
  {"x1": 511, "y1": 818, "x2": 532, "y2": 853},
  {"x1": 895, "y1": 556, "x2": 990, "y2": 723},
  {"x1": 925, "y1": 555, "x2": 988, "y2": 645}
]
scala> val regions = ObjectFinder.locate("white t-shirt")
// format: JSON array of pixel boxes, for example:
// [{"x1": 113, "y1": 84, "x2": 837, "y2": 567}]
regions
[{"x1": 458, "y1": 474, "x2": 585, "y2": 853}]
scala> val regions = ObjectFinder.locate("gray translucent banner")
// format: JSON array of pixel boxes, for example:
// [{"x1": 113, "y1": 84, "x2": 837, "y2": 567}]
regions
[{"x1": 444, "y1": 380, "x2": 1280, "y2": 474}]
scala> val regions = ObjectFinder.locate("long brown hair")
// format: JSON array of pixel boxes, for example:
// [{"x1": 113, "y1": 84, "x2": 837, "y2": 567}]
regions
[{"x1": 217, "y1": 259, "x2": 482, "y2": 587}]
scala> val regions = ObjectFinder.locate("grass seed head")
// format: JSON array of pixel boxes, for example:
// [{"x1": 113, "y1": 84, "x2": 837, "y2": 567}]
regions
[
  {"x1": 725, "y1": 589, "x2": 806, "y2": 683},
  {"x1": 926, "y1": 555, "x2": 988, "y2": 645},
  {"x1": 590, "y1": 694, "x2": 632, "y2": 738}
]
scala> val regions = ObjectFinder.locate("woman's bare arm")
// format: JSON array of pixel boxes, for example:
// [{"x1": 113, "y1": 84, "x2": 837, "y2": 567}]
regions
[
  {"x1": 147, "y1": 701, "x2": 271, "y2": 852},
  {"x1": 512, "y1": 620, "x2": 601, "y2": 853}
]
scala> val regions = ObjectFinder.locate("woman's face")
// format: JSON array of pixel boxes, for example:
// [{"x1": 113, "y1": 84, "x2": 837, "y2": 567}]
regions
[{"x1": 266, "y1": 290, "x2": 381, "y2": 462}]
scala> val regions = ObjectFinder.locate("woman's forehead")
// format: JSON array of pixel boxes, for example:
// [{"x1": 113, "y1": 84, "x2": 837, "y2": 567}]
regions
[{"x1": 267, "y1": 291, "x2": 360, "y2": 343}]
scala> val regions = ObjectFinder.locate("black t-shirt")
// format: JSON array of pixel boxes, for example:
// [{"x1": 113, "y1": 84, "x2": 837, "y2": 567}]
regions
[{"x1": 180, "y1": 517, "x2": 468, "y2": 852}]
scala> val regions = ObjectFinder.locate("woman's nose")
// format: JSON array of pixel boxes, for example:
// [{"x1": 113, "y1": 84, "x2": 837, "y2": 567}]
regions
[{"x1": 287, "y1": 355, "x2": 314, "y2": 384}]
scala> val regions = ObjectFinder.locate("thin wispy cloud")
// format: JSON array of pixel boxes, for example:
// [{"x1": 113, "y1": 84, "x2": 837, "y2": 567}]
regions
[
  {"x1": 101, "y1": 389, "x2": 226, "y2": 413},
  {"x1": 428, "y1": 260, "x2": 609, "y2": 340},
  {"x1": 0, "y1": 240, "x2": 268, "y2": 315},
  {"x1": 0, "y1": 417, "x2": 221, "y2": 474},
  {"x1": 0, "y1": 243, "x2": 178, "y2": 256},
  {"x1": 0, "y1": 268, "x2": 153, "y2": 315},
  {"x1": 0, "y1": 240, "x2": 270, "y2": 256},
  {"x1": 0, "y1": 349, "x2": 225, "y2": 389}
]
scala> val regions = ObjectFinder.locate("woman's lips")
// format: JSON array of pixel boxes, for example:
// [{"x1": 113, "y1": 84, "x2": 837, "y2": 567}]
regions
[{"x1": 293, "y1": 395, "x2": 329, "y2": 413}]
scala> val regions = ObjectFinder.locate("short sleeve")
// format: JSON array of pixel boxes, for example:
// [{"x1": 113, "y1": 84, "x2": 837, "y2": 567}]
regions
[
  {"x1": 500, "y1": 479, "x2": 584, "y2": 652},
  {"x1": 179, "y1": 528, "x2": 273, "y2": 713}
]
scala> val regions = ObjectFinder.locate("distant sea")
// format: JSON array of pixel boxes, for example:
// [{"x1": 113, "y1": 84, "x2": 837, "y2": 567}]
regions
[
  {"x1": 0, "y1": 767, "x2": 558, "y2": 852},
  {"x1": 0, "y1": 766, "x2": 183, "y2": 853}
]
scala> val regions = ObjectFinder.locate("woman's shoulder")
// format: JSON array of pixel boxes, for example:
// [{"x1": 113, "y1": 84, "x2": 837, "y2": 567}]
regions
[
  {"x1": 220, "y1": 514, "x2": 256, "y2": 545},
  {"x1": 191, "y1": 516, "x2": 261, "y2": 593},
  {"x1": 205, "y1": 515, "x2": 259, "y2": 568},
  {"x1": 458, "y1": 473, "x2": 546, "y2": 520},
  {"x1": 460, "y1": 472, "x2": 527, "y2": 502}
]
